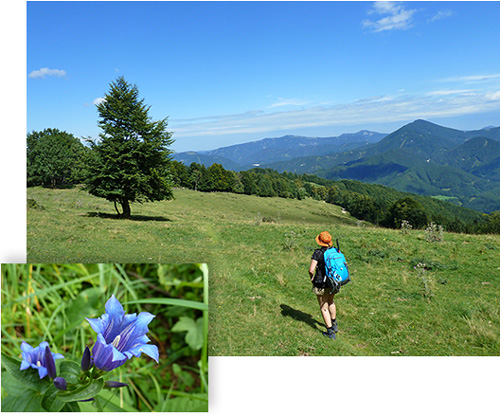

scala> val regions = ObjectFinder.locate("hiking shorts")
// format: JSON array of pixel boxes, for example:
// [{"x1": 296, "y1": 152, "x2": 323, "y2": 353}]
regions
[{"x1": 312, "y1": 286, "x2": 338, "y2": 296}]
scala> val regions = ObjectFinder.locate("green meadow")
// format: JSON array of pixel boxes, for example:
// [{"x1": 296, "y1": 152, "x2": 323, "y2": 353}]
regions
[{"x1": 27, "y1": 186, "x2": 500, "y2": 356}]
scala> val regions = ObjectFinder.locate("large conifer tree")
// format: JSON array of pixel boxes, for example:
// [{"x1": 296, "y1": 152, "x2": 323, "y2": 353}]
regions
[{"x1": 85, "y1": 77, "x2": 174, "y2": 218}]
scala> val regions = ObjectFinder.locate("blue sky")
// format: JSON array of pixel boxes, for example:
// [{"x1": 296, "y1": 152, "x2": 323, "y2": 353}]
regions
[{"x1": 25, "y1": 1, "x2": 500, "y2": 152}]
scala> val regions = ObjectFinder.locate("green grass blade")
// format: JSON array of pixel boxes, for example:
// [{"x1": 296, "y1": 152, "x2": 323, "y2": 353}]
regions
[{"x1": 123, "y1": 298, "x2": 207, "y2": 311}]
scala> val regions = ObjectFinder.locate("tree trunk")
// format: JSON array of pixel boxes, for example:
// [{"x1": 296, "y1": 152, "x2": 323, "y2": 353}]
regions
[
  {"x1": 113, "y1": 199, "x2": 131, "y2": 218},
  {"x1": 121, "y1": 199, "x2": 131, "y2": 219}
]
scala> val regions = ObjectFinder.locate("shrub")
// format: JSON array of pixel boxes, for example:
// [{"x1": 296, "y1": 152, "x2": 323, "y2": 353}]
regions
[
  {"x1": 413, "y1": 262, "x2": 433, "y2": 299},
  {"x1": 283, "y1": 231, "x2": 299, "y2": 251},
  {"x1": 27, "y1": 198, "x2": 44, "y2": 210},
  {"x1": 401, "y1": 219, "x2": 413, "y2": 235},
  {"x1": 425, "y1": 222, "x2": 444, "y2": 243}
]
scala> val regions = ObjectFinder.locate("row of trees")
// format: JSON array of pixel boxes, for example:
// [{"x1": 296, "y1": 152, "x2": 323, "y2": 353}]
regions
[
  {"x1": 27, "y1": 128, "x2": 88, "y2": 188},
  {"x1": 170, "y1": 162, "x2": 306, "y2": 198},
  {"x1": 169, "y1": 161, "x2": 500, "y2": 234}
]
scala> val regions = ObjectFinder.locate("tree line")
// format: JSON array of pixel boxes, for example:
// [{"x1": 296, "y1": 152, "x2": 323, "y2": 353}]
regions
[{"x1": 169, "y1": 162, "x2": 500, "y2": 234}]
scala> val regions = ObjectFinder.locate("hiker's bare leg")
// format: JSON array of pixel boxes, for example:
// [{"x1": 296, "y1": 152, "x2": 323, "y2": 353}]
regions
[
  {"x1": 317, "y1": 294, "x2": 332, "y2": 327},
  {"x1": 327, "y1": 294, "x2": 336, "y2": 321}
]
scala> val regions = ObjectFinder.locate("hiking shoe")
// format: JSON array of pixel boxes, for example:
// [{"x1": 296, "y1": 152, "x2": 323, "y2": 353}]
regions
[
  {"x1": 322, "y1": 328, "x2": 336, "y2": 340},
  {"x1": 332, "y1": 321, "x2": 338, "y2": 333}
]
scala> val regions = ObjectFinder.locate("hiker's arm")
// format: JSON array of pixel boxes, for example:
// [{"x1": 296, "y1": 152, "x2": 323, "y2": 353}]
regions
[{"x1": 309, "y1": 260, "x2": 317, "y2": 280}]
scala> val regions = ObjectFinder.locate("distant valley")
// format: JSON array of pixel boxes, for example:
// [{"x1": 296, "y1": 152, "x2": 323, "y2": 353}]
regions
[{"x1": 173, "y1": 120, "x2": 500, "y2": 213}]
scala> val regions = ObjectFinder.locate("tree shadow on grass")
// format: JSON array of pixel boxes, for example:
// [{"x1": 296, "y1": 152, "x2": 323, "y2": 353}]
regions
[
  {"x1": 280, "y1": 304, "x2": 323, "y2": 331},
  {"x1": 86, "y1": 212, "x2": 172, "y2": 222}
]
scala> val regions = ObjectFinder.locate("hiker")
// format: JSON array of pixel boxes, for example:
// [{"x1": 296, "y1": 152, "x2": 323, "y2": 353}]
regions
[{"x1": 309, "y1": 231, "x2": 338, "y2": 339}]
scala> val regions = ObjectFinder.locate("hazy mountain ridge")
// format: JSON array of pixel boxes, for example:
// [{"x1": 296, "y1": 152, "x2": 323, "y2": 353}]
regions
[
  {"x1": 265, "y1": 120, "x2": 500, "y2": 213},
  {"x1": 173, "y1": 119, "x2": 500, "y2": 213},
  {"x1": 173, "y1": 130, "x2": 386, "y2": 169}
]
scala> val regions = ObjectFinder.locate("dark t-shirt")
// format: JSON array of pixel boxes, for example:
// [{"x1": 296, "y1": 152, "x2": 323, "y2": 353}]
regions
[{"x1": 311, "y1": 247, "x2": 329, "y2": 288}]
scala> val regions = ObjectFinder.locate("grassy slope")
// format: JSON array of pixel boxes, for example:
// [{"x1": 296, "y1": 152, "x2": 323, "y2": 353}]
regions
[{"x1": 27, "y1": 186, "x2": 500, "y2": 356}]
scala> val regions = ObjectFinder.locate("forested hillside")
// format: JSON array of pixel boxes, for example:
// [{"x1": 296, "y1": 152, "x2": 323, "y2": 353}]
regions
[
  {"x1": 263, "y1": 120, "x2": 500, "y2": 213},
  {"x1": 169, "y1": 161, "x2": 498, "y2": 234}
]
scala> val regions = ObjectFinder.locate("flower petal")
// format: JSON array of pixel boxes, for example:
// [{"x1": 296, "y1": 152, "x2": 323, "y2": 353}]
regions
[
  {"x1": 20, "y1": 341, "x2": 34, "y2": 353},
  {"x1": 37, "y1": 365, "x2": 48, "y2": 379},
  {"x1": 135, "y1": 312, "x2": 156, "y2": 328},
  {"x1": 105, "y1": 295, "x2": 125, "y2": 318},
  {"x1": 102, "y1": 296, "x2": 126, "y2": 343},
  {"x1": 92, "y1": 334, "x2": 113, "y2": 369},
  {"x1": 20, "y1": 359, "x2": 31, "y2": 371},
  {"x1": 92, "y1": 333, "x2": 127, "y2": 371},
  {"x1": 38, "y1": 342, "x2": 49, "y2": 354},
  {"x1": 128, "y1": 343, "x2": 159, "y2": 363},
  {"x1": 115, "y1": 312, "x2": 155, "y2": 352},
  {"x1": 86, "y1": 317, "x2": 105, "y2": 335}
]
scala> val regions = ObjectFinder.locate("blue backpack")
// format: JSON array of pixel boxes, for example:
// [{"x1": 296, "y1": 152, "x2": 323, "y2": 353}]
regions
[{"x1": 323, "y1": 244, "x2": 350, "y2": 293}]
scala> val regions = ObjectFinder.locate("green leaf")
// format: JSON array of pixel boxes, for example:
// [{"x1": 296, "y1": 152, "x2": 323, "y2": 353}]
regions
[
  {"x1": 161, "y1": 396, "x2": 208, "y2": 412},
  {"x1": 66, "y1": 287, "x2": 103, "y2": 324},
  {"x1": 59, "y1": 360, "x2": 82, "y2": 384},
  {"x1": 54, "y1": 287, "x2": 103, "y2": 343},
  {"x1": 1, "y1": 370, "x2": 27, "y2": 396},
  {"x1": 171, "y1": 316, "x2": 204, "y2": 350},
  {"x1": 61, "y1": 401, "x2": 81, "y2": 412},
  {"x1": 1, "y1": 389, "x2": 44, "y2": 412},
  {"x1": 41, "y1": 384, "x2": 66, "y2": 412},
  {"x1": 94, "y1": 395, "x2": 104, "y2": 412},
  {"x1": 1, "y1": 352, "x2": 49, "y2": 393},
  {"x1": 56, "y1": 378, "x2": 104, "y2": 402}
]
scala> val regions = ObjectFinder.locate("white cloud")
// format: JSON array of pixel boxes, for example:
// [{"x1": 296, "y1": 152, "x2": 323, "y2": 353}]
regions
[
  {"x1": 441, "y1": 74, "x2": 500, "y2": 83},
  {"x1": 93, "y1": 97, "x2": 106, "y2": 106},
  {"x1": 485, "y1": 91, "x2": 500, "y2": 101},
  {"x1": 428, "y1": 9, "x2": 454, "y2": 23},
  {"x1": 170, "y1": 89, "x2": 500, "y2": 138},
  {"x1": 267, "y1": 98, "x2": 310, "y2": 108},
  {"x1": 362, "y1": 1, "x2": 418, "y2": 33},
  {"x1": 28, "y1": 67, "x2": 66, "y2": 79},
  {"x1": 426, "y1": 89, "x2": 474, "y2": 96}
]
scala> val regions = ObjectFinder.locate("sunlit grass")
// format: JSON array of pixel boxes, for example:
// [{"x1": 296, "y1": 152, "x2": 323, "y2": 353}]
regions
[{"x1": 26, "y1": 186, "x2": 500, "y2": 356}]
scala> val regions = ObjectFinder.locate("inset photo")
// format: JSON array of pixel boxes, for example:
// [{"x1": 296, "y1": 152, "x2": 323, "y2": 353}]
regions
[{"x1": 1, "y1": 263, "x2": 208, "y2": 412}]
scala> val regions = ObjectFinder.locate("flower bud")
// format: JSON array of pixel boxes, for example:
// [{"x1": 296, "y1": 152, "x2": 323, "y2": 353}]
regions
[
  {"x1": 53, "y1": 377, "x2": 67, "y2": 391},
  {"x1": 105, "y1": 380, "x2": 128, "y2": 389},
  {"x1": 44, "y1": 346, "x2": 56, "y2": 379},
  {"x1": 81, "y1": 345, "x2": 92, "y2": 371}
]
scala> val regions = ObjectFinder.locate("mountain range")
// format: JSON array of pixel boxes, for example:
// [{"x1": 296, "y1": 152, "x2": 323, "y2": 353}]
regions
[
  {"x1": 173, "y1": 120, "x2": 500, "y2": 213},
  {"x1": 173, "y1": 130, "x2": 386, "y2": 170}
]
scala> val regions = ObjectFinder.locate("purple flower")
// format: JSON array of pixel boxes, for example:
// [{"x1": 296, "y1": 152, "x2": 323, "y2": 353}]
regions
[
  {"x1": 53, "y1": 377, "x2": 67, "y2": 390},
  {"x1": 81, "y1": 345, "x2": 92, "y2": 371},
  {"x1": 20, "y1": 341, "x2": 64, "y2": 379},
  {"x1": 86, "y1": 295, "x2": 159, "y2": 371},
  {"x1": 45, "y1": 346, "x2": 56, "y2": 378},
  {"x1": 105, "y1": 380, "x2": 128, "y2": 388}
]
